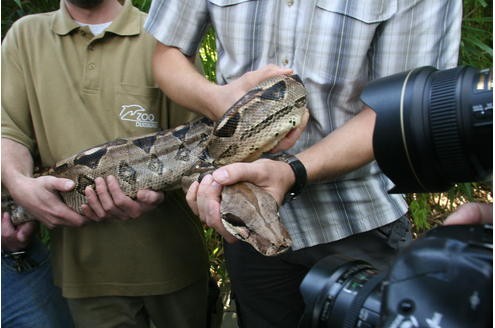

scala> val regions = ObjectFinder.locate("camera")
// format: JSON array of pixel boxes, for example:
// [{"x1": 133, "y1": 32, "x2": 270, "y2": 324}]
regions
[
  {"x1": 299, "y1": 66, "x2": 493, "y2": 328},
  {"x1": 363, "y1": 65, "x2": 492, "y2": 193}
]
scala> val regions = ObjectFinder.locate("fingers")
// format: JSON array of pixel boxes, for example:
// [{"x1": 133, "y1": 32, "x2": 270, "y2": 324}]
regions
[
  {"x1": 444, "y1": 203, "x2": 493, "y2": 225},
  {"x1": 196, "y1": 175, "x2": 223, "y2": 226},
  {"x1": 270, "y1": 108, "x2": 310, "y2": 153},
  {"x1": 84, "y1": 175, "x2": 164, "y2": 221},
  {"x1": 84, "y1": 184, "x2": 106, "y2": 220},
  {"x1": 187, "y1": 175, "x2": 237, "y2": 243},
  {"x1": 2, "y1": 212, "x2": 16, "y2": 240},
  {"x1": 186, "y1": 181, "x2": 200, "y2": 215},
  {"x1": 15, "y1": 222, "x2": 36, "y2": 246},
  {"x1": 85, "y1": 176, "x2": 131, "y2": 220},
  {"x1": 1, "y1": 212, "x2": 36, "y2": 251},
  {"x1": 212, "y1": 159, "x2": 291, "y2": 205},
  {"x1": 5, "y1": 175, "x2": 88, "y2": 229},
  {"x1": 136, "y1": 189, "x2": 165, "y2": 206},
  {"x1": 242, "y1": 65, "x2": 294, "y2": 86},
  {"x1": 216, "y1": 65, "x2": 295, "y2": 119}
]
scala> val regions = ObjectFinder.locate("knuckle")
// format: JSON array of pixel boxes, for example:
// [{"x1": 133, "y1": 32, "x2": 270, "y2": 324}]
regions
[
  {"x1": 121, "y1": 214, "x2": 132, "y2": 221},
  {"x1": 102, "y1": 203, "x2": 113, "y2": 212},
  {"x1": 114, "y1": 197, "x2": 127, "y2": 207},
  {"x1": 73, "y1": 219, "x2": 86, "y2": 228},
  {"x1": 96, "y1": 211, "x2": 107, "y2": 220}
]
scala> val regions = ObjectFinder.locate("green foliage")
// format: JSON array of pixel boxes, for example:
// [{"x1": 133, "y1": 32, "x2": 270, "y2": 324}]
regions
[
  {"x1": 460, "y1": 0, "x2": 493, "y2": 68},
  {"x1": 199, "y1": 28, "x2": 218, "y2": 82},
  {"x1": 1, "y1": 0, "x2": 59, "y2": 39},
  {"x1": 203, "y1": 227, "x2": 228, "y2": 283},
  {"x1": 131, "y1": 0, "x2": 151, "y2": 12},
  {"x1": 407, "y1": 194, "x2": 432, "y2": 233}
]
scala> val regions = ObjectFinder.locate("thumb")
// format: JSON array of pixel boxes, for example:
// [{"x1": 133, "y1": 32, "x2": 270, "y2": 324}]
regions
[
  {"x1": 2, "y1": 212, "x2": 15, "y2": 236},
  {"x1": 17, "y1": 222, "x2": 36, "y2": 243},
  {"x1": 137, "y1": 190, "x2": 165, "y2": 206},
  {"x1": 212, "y1": 162, "x2": 263, "y2": 186},
  {"x1": 44, "y1": 176, "x2": 76, "y2": 192}
]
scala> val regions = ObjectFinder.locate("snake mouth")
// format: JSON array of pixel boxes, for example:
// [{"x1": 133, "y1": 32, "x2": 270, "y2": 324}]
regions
[{"x1": 222, "y1": 215, "x2": 292, "y2": 256}]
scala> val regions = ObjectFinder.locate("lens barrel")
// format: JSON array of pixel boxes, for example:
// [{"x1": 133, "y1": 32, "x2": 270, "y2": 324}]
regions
[
  {"x1": 299, "y1": 256, "x2": 382, "y2": 328},
  {"x1": 361, "y1": 66, "x2": 492, "y2": 193}
]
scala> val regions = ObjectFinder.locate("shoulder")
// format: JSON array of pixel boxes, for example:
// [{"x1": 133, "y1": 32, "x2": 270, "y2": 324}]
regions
[
  {"x1": 8, "y1": 11, "x2": 56, "y2": 33},
  {"x1": 3, "y1": 11, "x2": 56, "y2": 48}
]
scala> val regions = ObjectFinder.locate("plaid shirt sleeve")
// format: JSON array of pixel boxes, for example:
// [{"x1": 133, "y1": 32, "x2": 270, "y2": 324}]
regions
[{"x1": 145, "y1": 0, "x2": 210, "y2": 56}]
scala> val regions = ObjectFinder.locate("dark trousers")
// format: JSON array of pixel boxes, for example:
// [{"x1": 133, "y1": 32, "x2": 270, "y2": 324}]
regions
[{"x1": 224, "y1": 216, "x2": 411, "y2": 328}]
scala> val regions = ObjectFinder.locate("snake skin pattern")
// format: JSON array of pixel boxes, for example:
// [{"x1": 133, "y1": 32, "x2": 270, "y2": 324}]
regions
[{"x1": 6, "y1": 75, "x2": 307, "y2": 256}]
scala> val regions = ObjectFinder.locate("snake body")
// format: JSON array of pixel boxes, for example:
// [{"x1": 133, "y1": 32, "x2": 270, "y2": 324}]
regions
[{"x1": 7, "y1": 75, "x2": 307, "y2": 256}]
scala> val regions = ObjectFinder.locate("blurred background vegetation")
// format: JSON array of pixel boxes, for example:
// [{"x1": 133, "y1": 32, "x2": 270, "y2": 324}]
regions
[{"x1": 2, "y1": 0, "x2": 492, "y2": 284}]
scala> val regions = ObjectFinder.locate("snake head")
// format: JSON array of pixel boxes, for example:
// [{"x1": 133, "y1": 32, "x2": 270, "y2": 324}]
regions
[{"x1": 220, "y1": 182, "x2": 292, "y2": 256}]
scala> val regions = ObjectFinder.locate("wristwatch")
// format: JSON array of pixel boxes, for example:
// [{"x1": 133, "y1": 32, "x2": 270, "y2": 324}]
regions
[{"x1": 276, "y1": 153, "x2": 307, "y2": 202}]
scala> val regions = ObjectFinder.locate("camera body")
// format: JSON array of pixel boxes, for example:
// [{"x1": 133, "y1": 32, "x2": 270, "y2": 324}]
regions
[
  {"x1": 299, "y1": 66, "x2": 493, "y2": 328},
  {"x1": 300, "y1": 224, "x2": 492, "y2": 328},
  {"x1": 380, "y1": 224, "x2": 492, "y2": 328}
]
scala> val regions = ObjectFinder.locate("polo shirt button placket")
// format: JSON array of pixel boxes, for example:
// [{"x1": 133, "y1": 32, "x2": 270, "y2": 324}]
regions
[{"x1": 287, "y1": 0, "x2": 294, "y2": 6}]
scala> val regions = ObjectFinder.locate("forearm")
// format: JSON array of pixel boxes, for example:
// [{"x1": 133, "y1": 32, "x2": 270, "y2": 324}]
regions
[
  {"x1": 298, "y1": 107, "x2": 376, "y2": 183},
  {"x1": 152, "y1": 43, "x2": 225, "y2": 120},
  {"x1": 1, "y1": 138, "x2": 34, "y2": 190},
  {"x1": 153, "y1": 44, "x2": 295, "y2": 121}
]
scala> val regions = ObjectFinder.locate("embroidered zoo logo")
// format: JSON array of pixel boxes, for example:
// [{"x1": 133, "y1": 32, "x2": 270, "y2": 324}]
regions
[{"x1": 119, "y1": 104, "x2": 159, "y2": 128}]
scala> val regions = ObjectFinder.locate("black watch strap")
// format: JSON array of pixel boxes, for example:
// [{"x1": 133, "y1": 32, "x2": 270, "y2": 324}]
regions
[{"x1": 276, "y1": 153, "x2": 307, "y2": 202}]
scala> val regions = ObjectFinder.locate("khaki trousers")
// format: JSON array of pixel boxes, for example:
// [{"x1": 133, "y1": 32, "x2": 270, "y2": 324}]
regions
[{"x1": 67, "y1": 276, "x2": 209, "y2": 328}]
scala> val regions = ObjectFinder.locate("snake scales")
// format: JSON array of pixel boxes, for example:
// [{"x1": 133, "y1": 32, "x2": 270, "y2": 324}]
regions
[{"x1": 4, "y1": 75, "x2": 307, "y2": 256}]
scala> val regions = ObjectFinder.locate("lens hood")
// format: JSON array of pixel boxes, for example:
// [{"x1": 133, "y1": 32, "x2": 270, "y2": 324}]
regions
[{"x1": 361, "y1": 66, "x2": 493, "y2": 193}]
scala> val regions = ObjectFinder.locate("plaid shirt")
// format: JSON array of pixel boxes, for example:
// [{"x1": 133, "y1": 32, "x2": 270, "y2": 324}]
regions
[{"x1": 145, "y1": 0, "x2": 462, "y2": 249}]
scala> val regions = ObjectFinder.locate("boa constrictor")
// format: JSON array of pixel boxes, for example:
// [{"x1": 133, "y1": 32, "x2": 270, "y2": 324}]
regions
[{"x1": 5, "y1": 75, "x2": 307, "y2": 256}]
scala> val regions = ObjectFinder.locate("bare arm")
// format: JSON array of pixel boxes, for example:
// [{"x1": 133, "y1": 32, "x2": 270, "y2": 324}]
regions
[
  {"x1": 152, "y1": 44, "x2": 220, "y2": 119},
  {"x1": 152, "y1": 43, "x2": 293, "y2": 120},
  {"x1": 299, "y1": 106, "x2": 375, "y2": 183}
]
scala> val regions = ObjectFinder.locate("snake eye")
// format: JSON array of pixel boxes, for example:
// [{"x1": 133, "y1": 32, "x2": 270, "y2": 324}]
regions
[{"x1": 223, "y1": 214, "x2": 248, "y2": 228}]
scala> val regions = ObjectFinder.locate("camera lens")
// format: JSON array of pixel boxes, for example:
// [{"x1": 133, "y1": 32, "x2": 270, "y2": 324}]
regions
[
  {"x1": 361, "y1": 66, "x2": 493, "y2": 193},
  {"x1": 299, "y1": 256, "x2": 383, "y2": 328}
]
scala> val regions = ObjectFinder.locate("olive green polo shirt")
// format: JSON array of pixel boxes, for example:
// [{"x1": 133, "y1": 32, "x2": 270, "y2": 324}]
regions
[{"x1": 2, "y1": 1, "x2": 209, "y2": 298}]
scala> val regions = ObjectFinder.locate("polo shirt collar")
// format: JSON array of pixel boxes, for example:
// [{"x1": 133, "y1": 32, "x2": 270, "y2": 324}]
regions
[{"x1": 52, "y1": 0, "x2": 140, "y2": 36}]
